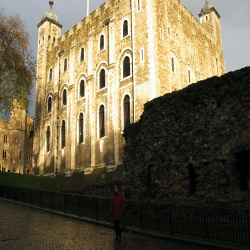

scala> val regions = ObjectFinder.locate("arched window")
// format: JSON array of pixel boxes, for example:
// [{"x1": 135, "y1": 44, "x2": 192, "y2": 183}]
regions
[
  {"x1": 49, "y1": 68, "x2": 53, "y2": 81},
  {"x1": 188, "y1": 70, "x2": 191, "y2": 83},
  {"x1": 80, "y1": 80, "x2": 85, "y2": 98},
  {"x1": 53, "y1": 37, "x2": 55, "y2": 42},
  {"x1": 63, "y1": 89, "x2": 67, "y2": 106},
  {"x1": 99, "y1": 69, "x2": 106, "y2": 89},
  {"x1": 64, "y1": 58, "x2": 67, "y2": 72},
  {"x1": 61, "y1": 120, "x2": 66, "y2": 148},
  {"x1": 123, "y1": 56, "x2": 130, "y2": 78},
  {"x1": 48, "y1": 96, "x2": 52, "y2": 113},
  {"x1": 124, "y1": 95, "x2": 130, "y2": 127},
  {"x1": 46, "y1": 126, "x2": 50, "y2": 152},
  {"x1": 123, "y1": 20, "x2": 128, "y2": 37},
  {"x1": 206, "y1": 16, "x2": 208, "y2": 21},
  {"x1": 80, "y1": 48, "x2": 84, "y2": 62},
  {"x1": 79, "y1": 113, "x2": 84, "y2": 143},
  {"x1": 100, "y1": 35, "x2": 104, "y2": 51},
  {"x1": 171, "y1": 57, "x2": 175, "y2": 72},
  {"x1": 99, "y1": 105, "x2": 105, "y2": 138}
]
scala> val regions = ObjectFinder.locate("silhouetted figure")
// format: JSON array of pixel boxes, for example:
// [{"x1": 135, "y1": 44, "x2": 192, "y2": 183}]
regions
[{"x1": 110, "y1": 185, "x2": 124, "y2": 241}]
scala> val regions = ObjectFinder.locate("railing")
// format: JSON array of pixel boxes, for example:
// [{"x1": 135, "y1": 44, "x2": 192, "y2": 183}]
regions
[{"x1": 0, "y1": 184, "x2": 249, "y2": 246}]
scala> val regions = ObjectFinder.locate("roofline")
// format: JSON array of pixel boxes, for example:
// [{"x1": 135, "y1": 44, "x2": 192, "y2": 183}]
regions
[
  {"x1": 199, "y1": 7, "x2": 221, "y2": 19},
  {"x1": 37, "y1": 17, "x2": 63, "y2": 28}
]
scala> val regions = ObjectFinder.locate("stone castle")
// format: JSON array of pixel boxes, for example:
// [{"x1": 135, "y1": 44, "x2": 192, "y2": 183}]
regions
[
  {"x1": 0, "y1": 100, "x2": 34, "y2": 174},
  {"x1": 33, "y1": 0, "x2": 226, "y2": 176}
]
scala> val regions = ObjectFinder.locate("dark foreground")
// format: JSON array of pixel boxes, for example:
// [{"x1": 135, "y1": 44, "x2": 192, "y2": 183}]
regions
[{"x1": 0, "y1": 201, "x2": 210, "y2": 250}]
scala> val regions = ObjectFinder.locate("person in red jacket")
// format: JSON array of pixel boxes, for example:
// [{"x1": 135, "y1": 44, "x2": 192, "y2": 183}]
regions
[{"x1": 110, "y1": 185, "x2": 124, "y2": 241}]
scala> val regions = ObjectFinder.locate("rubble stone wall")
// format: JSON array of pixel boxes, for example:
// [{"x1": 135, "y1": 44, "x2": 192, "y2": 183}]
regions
[{"x1": 123, "y1": 66, "x2": 250, "y2": 209}]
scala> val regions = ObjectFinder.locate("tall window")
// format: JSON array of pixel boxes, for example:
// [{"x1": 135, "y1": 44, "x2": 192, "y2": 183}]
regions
[
  {"x1": 80, "y1": 48, "x2": 84, "y2": 62},
  {"x1": 124, "y1": 95, "x2": 130, "y2": 127},
  {"x1": 123, "y1": 56, "x2": 130, "y2": 78},
  {"x1": 123, "y1": 20, "x2": 128, "y2": 37},
  {"x1": 49, "y1": 68, "x2": 53, "y2": 81},
  {"x1": 188, "y1": 70, "x2": 191, "y2": 84},
  {"x1": 64, "y1": 58, "x2": 67, "y2": 72},
  {"x1": 63, "y1": 89, "x2": 67, "y2": 106},
  {"x1": 100, "y1": 69, "x2": 106, "y2": 89},
  {"x1": 99, "y1": 105, "x2": 105, "y2": 138},
  {"x1": 171, "y1": 57, "x2": 175, "y2": 72},
  {"x1": 140, "y1": 48, "x2": 144, "y2": 63},
  {"x1": 138, "y1": 0, "x2": 141, "y2": 11},
  {"x1": 19, "y1": 151, "x2": 22, "y2": 159},
  {"x1": 61, "y1": 120, "x2": 66, "y2": 148},
  {"x1": 4, "y1": 135, "x2": 7, "y2": 144},
  {"x1": 80, "y1": 80, "x2": 85, "y2": 98},
  {"x1": 3, "y1": 150, "x2": 7, "y2": 159},
  {"x1": 79, "y1": 113, "x2": 84, "y2": 143},
  {"x1": 46, "y1": 126, "x2": 50, "y2": 152},
  {"x1": 48, "y1": 97, "x2": 52, "y2": 113},
  {"x1": 100, "y1": 35, "x2": 104, "y2": 51}
]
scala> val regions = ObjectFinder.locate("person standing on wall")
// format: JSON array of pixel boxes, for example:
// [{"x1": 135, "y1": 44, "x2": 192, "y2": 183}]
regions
[{"x1": 110, "y1": 185, "x2": 124, "y2": 241}]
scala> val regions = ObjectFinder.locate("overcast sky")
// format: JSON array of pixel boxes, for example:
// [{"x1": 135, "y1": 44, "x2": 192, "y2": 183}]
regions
[{"x1": 1, "y1": 0, "x2": 249, "y2": 117}]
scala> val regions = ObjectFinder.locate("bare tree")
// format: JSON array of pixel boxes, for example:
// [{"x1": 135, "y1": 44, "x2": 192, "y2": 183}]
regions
[{"x1": 0, "y1": 9, "x2": 36, "y2": 119}]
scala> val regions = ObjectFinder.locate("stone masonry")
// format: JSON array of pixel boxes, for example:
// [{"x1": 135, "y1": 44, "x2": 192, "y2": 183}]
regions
[
  {"x1": 0, "y1": 100, "x2": 34, "y2": 174},
  {"x1": 34, "y1": 0, "x2": 226, "y2": 176},
  {"x1": 123, "y1": 66, "x2": 250, "y2": 209}
]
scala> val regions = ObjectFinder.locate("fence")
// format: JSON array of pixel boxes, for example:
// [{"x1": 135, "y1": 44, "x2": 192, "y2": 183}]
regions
[{"x1": 0, "y1": 184, "x2": 249, "y2": 246}]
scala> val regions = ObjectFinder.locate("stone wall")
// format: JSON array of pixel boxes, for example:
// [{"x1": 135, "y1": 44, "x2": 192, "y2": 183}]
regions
[
  {"x1": 34, "y1": 0, "x2": 225, "y2": 176},
  {"x1": 123, "y1": 66, "x2": 250, "y2": 209}
]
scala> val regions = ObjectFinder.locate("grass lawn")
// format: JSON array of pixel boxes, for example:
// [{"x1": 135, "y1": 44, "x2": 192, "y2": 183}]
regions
[{"x1": 0, "y1": 172, "x2": 59, "y2": 192}]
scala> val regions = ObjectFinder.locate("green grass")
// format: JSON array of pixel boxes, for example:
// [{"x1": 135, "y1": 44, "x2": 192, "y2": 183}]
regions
[{"x1": 0, "y1": 172, "x2": 59, "y2": 192}]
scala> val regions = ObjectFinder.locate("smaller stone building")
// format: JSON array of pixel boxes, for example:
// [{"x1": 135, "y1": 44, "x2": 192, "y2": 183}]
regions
[
  {"x1": 0, "y1": 100, "x2": 34, "y2": 174},
  {"x1": 123, "y1": 66, "x2": 250, "y2": 209}
]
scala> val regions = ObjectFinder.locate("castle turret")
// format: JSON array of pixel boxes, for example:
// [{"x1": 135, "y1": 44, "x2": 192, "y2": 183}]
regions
[
  {"x1": 34, "y1": 1, "x2": 62, "y2": 175},
  {"x1": 199, "y1": 0, "x2": 222, "y2": 45}
]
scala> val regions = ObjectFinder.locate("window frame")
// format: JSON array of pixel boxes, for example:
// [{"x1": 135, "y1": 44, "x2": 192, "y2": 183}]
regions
[
  {"x1": 98, "y1": 105, "x2": 105, "y2": 138},
  {"x1": 78, "y1": 113, "x2": 84, "y2": 144},
  {"x1": 80, "y1": 47, "x2": 85, "y2": 62},
  {"x1": 100, "y1": 34, "x2": 104, "y2": 51},
  {"x1": 99, "y1": 68, "x2": 106, "y2": 90},
  {"x1": 171, "y1": 56, "x2": 175, "y2": 73},
  {"x1": 123, "y1": 95, "x2": 131, "y2": 128},
  {"x1": 140, "y1": 48, "x2": 144, "y2": 63},
  {"x1": 123, "y1": 20, "x2": 128, "y2": 38},
  {"x1": 64, "y1": 58, "x2": 68, "y2": 72},
  {"x1": 62, "y1": 88, "x2": 67, "y2": 107},
  {"x1": 48, "y1": 96, "x2": 52, "y2": 113},
  {"x1": 61, "y1": 120, "x2": 66, "y2": 148},
  {"x1": 137, "y1": 0, "x2": 141, "y2": 12},
  {"x1": 46, "y1": 125, "x2": 51, "y2": 152},
  {"x1": 49, "y1": 68, "x2": 53, "y2": 81},
  {"x1": 79, "y1": 79, "x2": 85, "y2": 98},
  {"x1": 3, "y1": 150, "x2": 7, "y2": 159}
]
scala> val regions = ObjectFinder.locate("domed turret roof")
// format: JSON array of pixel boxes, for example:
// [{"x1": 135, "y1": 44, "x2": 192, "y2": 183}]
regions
[
  {"x1": 199, "y1": 0, "x2": 220, "y2": 19},
  {"x1": 41, "y1": 1, "x2": 59, "y2": 23},
  {"x1": 38, "y1": 1, "x2": 62, "y2": 28},
  {"x1": 200, "y1": 0, "x2": 214, "y2": 13}
]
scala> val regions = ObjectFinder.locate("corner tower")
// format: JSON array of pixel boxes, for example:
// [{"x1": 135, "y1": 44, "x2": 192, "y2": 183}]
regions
[
  {"x1": 199, "y1": 0, "x2": 222, "y2": 46},
  {"x1": 34, "y1": 1, "x2": 62, "y2": 175}
]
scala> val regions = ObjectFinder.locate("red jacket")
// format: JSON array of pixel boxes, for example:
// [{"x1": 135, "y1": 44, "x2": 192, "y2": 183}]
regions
[{"x1": 110, "y1": 193, "x2": 124, "y2": 221}]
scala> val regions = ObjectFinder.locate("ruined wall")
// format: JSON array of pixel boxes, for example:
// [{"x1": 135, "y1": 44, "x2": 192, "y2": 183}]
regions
[{"x1": 123, "y1": 67, "x2": 250, "y2": 209}]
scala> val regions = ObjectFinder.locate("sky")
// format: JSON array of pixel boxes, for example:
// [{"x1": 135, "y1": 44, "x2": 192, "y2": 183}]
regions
[{"x1": 1, "y1": 0, "x2": 249, "y2": 117}]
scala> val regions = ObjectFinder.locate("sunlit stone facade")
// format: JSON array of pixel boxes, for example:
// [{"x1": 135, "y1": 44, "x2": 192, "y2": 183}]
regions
[{"x1": 33, "y1": 0, "x2": 226, "y2": 176}]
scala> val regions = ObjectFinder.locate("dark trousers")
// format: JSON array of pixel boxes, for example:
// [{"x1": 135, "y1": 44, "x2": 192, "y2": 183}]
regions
[{"x1": 114, "y1": 220, "x2": 121, "y2": 236}]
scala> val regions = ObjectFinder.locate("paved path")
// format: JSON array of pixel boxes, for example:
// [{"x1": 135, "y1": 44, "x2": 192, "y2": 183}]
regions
[{"x1": 0, "y1": 201, "x2": 209, "y2": 250}]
